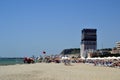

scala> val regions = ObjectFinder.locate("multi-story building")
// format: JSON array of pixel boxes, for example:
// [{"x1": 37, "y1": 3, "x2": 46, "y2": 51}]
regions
[
  {"x1": 116, "y1": 41, "x2": 120, "y2": 50},
  {"x1": 111, "y1": 42, "x2": 120, "y2": 54},
  {"x1": 81, "y1": 29, "x2": 97, "y2": 58}
]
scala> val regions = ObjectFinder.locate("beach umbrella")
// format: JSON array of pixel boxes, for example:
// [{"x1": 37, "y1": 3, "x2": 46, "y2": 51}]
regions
[
  {"x1": 117, "y1": 57, "x2": 120, "y2": 59},
  {"x1": 111, "y1": 56, "x2": 117, "y2": 59}
]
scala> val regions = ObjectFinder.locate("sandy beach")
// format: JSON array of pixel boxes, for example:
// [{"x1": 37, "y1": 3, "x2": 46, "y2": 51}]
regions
[{"x1": 0, "y1": 63, "x2": 120, "y2": 80}]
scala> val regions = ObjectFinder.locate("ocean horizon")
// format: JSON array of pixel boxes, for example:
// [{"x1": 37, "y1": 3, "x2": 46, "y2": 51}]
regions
[{"x1": 0, "y1": 57, "x2": 24, "y2": 66}]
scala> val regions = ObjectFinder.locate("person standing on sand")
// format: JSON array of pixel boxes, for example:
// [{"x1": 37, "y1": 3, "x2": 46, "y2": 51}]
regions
[{"x1": 64, "y1": 56, "x2": 71, "y2": 66}]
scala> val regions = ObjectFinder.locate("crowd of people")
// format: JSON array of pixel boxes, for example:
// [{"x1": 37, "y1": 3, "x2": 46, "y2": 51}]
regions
[
  {"x1": 23, "y1": 55, "x2": 120, "y2": 68},
  {"x1": 86, "y1": 58, "x2": 120, "y2": 68}
]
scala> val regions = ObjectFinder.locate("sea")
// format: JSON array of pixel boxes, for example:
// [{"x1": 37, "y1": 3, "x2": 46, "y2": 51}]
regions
[{"x1": 0, "y1": 58, "x2": 24, "y2": 66}]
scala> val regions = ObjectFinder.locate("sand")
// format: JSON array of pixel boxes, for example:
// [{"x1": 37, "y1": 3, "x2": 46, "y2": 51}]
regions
[{"x1": 0, "y1": 63, "x2": 120, "y2": 80}]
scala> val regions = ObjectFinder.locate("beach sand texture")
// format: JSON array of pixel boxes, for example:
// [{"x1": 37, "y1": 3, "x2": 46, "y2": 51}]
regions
[{"x1": 0, "y1": 63, "x2": 120, "y2": 80}]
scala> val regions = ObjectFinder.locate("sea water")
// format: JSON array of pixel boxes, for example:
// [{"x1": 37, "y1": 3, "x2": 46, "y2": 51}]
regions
[{"x1": 0, "y1": 58, "x2": 24, "y2": 66}]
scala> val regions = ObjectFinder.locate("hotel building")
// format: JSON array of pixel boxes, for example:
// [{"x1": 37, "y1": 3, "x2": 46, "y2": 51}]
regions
[
  {"x1": 81, "y1": 29, "x2": 97, "y2": 58},
  {"x1": 116, "y1": 41, "x2": 120, "y2": 50}
]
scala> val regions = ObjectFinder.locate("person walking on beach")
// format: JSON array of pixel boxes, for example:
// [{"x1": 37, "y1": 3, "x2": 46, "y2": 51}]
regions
[{"x1": 63, "y1": 55, "x2": 71, "y2": 66}]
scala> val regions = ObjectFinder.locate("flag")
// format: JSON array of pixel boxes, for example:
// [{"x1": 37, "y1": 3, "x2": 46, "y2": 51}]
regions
[{"x1": 43, "y1": 51, "x2": 46, "y2": 54}]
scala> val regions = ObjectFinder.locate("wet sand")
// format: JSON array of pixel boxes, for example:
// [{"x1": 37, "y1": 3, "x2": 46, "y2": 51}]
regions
[{"x1": 0, "y1": 63, "x2": 120, "y2": 80}]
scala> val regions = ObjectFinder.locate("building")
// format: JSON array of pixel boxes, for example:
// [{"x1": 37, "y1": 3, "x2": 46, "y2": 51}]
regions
[
  {"x1": 111, "y1": 47, "x2": 119, "y2": 54},
  {"x1": 111, "y1": 41, "x2": 120, "y2": 54},
  {"x1": 116, "y1": 41, "x2": 120, "y2": 50},
  {"x1": 81, "y1": 29, "x2": 97, "y2": 58}
]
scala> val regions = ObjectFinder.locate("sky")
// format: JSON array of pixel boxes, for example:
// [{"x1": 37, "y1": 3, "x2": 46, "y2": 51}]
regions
[{"x1": 0, "y1": 0, "x2": 120, "y2": 57}]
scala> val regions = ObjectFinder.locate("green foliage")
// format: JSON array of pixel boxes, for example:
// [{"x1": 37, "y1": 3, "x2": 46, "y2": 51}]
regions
[
  {"x1": 60, "y1": 48, "x2": 80, "y2": 55},
  {"x1": 97, "y1": 48, "x2": 112, "y2": 51},
  {"x1": 99, "y1": 53, "x2": 120, "y2": 57}
]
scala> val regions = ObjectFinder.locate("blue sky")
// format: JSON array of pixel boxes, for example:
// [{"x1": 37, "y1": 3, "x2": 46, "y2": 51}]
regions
[{"x1": 0, "y1": 0, "x2": 120, "y2": 57}]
